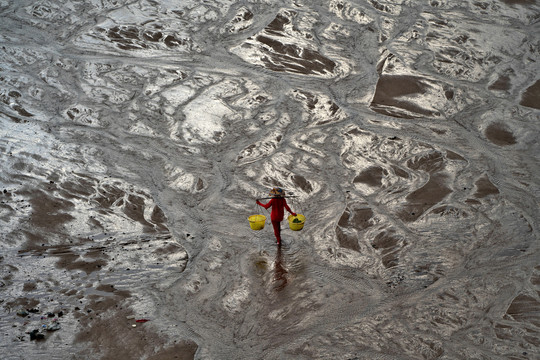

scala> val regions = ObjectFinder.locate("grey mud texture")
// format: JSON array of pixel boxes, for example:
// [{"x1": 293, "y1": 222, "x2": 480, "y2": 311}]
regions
[{"x1": 0, "y1": 0, "x2": 539, "y2": 359}]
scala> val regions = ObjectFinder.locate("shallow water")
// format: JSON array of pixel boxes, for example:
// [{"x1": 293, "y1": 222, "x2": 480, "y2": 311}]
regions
[{"x1": 1, "y1": 0, "x2": 539, "y2": 359}]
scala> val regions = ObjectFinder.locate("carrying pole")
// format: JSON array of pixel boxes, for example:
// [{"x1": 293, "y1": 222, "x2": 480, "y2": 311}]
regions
[{"x1": 256, "y1": 195, "x2": 298, "y2": 201}]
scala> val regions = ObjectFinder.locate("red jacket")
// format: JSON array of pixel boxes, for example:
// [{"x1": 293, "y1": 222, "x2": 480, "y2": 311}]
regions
[{"x1": 257, "y1": 198, "x2": 294, "y2": 221}]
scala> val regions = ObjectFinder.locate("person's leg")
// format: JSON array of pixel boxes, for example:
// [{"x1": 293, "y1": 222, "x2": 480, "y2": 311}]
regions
[{"x1": 271, "y1": 220, "x2": 281, "y2": 245}]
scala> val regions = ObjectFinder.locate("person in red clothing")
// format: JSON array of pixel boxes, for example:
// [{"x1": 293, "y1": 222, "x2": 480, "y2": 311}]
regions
[{"x1": 256, "y1": 187, "x2": 296, "y2": 245}]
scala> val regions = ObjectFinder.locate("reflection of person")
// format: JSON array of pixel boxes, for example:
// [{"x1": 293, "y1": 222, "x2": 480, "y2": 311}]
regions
[
  {"x1": 273, "y1": 246, "x2": 287, "y2": 291},
  {"x1": 256, "y1": 187, "x2": 296, "y2": 246}
]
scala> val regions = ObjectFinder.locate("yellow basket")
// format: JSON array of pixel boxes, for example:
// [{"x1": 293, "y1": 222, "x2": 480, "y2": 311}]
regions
[
  {"x1": 248, "y1": 214, "x2": 266, "y2": 230},
  {"x1": 288, "y1": 214, "x2": 305, "y2": 231}
]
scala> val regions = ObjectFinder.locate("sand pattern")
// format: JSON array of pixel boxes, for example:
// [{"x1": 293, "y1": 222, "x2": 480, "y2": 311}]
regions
[{"x1": 1, "y1": 0, "x2": 539, "y2": 359}]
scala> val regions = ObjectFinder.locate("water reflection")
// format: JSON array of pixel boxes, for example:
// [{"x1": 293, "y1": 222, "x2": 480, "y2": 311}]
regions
[{"x1": 273, "y1": 246, "x2": 288, "y2": 292}]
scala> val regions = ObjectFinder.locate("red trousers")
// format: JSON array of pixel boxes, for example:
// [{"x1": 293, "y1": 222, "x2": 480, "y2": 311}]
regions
[{"x1": 271, "y1": 220, "x2": 281, "y2": 244}]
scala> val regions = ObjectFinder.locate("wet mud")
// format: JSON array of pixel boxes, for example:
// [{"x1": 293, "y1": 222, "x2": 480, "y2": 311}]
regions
[{"x1": 1, "y1": 0, "x2": 539, "y2": 359}]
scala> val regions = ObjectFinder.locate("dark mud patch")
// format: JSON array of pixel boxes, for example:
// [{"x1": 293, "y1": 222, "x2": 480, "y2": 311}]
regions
[
  {"x1": 338, "y1": 206, "x2": 374, "y2": 230},
  {"x1": 86, "y1": 288, "x2": 131, "y2": 312},
  {"x1": 446, "y1": 150, "x2": 466, "y2": 161},
  {"x1": 148, "y1": 205, "x2": 169, "y2": 230},
  {"x1": 392, "y1": 165, "x2": 409, "y2": 178},
  {"x1": 94, "y1": 183, "x2": 126, "y2": 208},
  {"x1": 407, "y1": 151, "x2": 445, "y2": 173},
  {"x1": 32, "y1": 243, "x2": 110, "y2": 274},
  {"x1": 95, "y1": 284, "x2": 122, "y2": 293},
  {"x1": 53, "y1": 250, "x2": 108, "y2": 274},
  {"x1": 531, "y1": 272, "x2": 540, "y2": 286},
  {"x1": 266, "y1": 12, "x2": 290, "y2": 35},
  {"x1": 103, "y1": 26, "x2": 148, "y2": 50},
  {"x1": 291, "y1": 174, "x2": 313, "y2": 193},
  {"x1": 85, "y1": 246, "x2": 108, "y2": 259},
  {"x1": 0, "y1": 110, "x2": 26, "y2": 123},
  {"x1": 152, "y1": 242, "x2": 180, "y2": 256},
  {"x1": 488, "y1": 75, "x2": 511, "y2": 91},
  {"x1": 399, "y1": 174, "x2": 452, "y2": 222},
  {"x1": 5, "y1": 297, "x2": 40, "y2": 310},
  {"x1": 256, "y1": 35, "x2": 336, "y2": 76},
  {"x1": 25, "y1": 189, "x2": 75, "y2": 230},
  {"x1": 0, "y1": 201, "x2": 15, "y2": 222},
  {"x1": 11, "y1": 104, "x2": 34, "y2": 117},
  {"x1": 431, "y1": 205, "x2": 468, "y2": 218},
  {"x1": 93, "y1": 183, "x2": 166, "y2": 231},
  {"x1": 224, "y1": 7, "x2": 253, "y2": 33},
  {"x1": 151, "y1": 241, "x2": 188, "y2": 271},
  {"x1": 374, "y1": 75, "x2": 429, "y2": 97},
  {"x1": 520, "y1": 79, "x2": 540, "y2": 109},
  {"x1": 147, "y1": 341, "x2": 198, "y2": 360},
  {"x1": 123, "y1": 193, "x2": 153, "y2": 229},
  {"x1": 336, "y1": 205, "x2": 374, "y2": 251},
  {"x1": 335, "y1": 227, "x2": 360, "y2": 251},
  {"x1": 235, "y1": 11, "x2": 338, "y2": 77},
  {"x1": 485, "y1": 123, "x2": 516, "y2": 146},
  {"x1": 292, "y1": 90, "x2": 344, "y2": 125},
  {"x1": 354, "y1": 166, "x2": 386, "y2": 187},
  {"x1": 406, "y1": 174, "x2": 451, "y2": 204},
  {"x1": 58, "y1": 175, "x2": 96, "y2": 199},
  {"x1": 95, "y1": 25, "x2": 194, "y2": 51},
  {"x1": 494, "y1": 323, "x2": 514, "y2": 341},
  {"x1": 75, "y1": 302, "x2": 197, "y2": 360},
  {"x1": 506, "y1": 294, "x2": 540, "y2": 327},
  {"x1": 370, "y1": 75, "x2": 438, "y2": 118},
  {"x1": 72, "y1": 287, "x2": 187, "y2": 360},
  {"x1": 372, "y1": 231, "x2": 407, "y2": 268},
  {"x1": 501, "y1": 0, "x2": 536, "y2": 5},
  {"x1": 22, "y1": 281, "x2": 37, "y2": 291},
  {"x1": 474, "y1": 175, "x2": 499, "y2": 198}
]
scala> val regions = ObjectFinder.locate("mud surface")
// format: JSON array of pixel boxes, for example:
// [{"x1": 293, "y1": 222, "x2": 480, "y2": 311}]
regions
[{"x1": 1, "y1": 0, "x2": 539, "y2": 359}]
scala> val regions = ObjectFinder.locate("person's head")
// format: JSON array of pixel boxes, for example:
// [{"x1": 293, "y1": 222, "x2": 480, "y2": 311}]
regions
[{"x1": 269, "y1": 187, "x2": 285, "y2": 198}]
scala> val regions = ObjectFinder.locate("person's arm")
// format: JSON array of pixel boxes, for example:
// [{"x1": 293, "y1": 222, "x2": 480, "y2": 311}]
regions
[
  {"x1": 283, "y1": 200, "x2": 296, "y2": 216},
  {"x1": 256, "y1": 199, "x2": 272, "y2": 209}
]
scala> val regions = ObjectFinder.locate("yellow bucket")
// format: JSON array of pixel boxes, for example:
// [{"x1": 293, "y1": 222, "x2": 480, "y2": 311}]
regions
[
  {"x1": 248, "y1": 214, "x2": 266, "y2": 230},
  {"x1": 288, "y1": 214, "x2": 305, "y2": 231}
]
